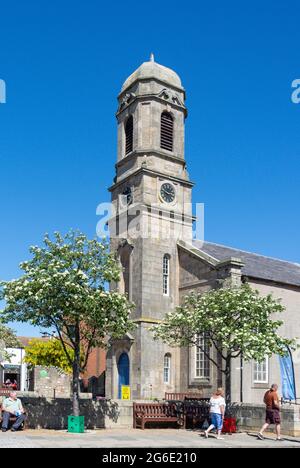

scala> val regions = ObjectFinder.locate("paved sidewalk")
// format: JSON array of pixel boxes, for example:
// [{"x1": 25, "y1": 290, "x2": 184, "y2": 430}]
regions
[{"x1": 1, "y1": 429, "x2": 300, "y2": 448}]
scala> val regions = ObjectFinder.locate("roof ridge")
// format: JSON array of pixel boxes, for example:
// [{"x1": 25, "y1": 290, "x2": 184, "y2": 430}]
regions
[{"x1": 198, "y1": 240, "x2": 300, "y2": 268}]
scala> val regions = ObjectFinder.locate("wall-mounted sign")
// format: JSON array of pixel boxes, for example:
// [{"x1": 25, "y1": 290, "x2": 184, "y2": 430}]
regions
[{"x1": 121, "y1": 385, "x2": 131, "y2": 400}]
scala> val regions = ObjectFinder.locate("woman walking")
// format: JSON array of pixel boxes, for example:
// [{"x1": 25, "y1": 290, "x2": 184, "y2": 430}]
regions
[{"x1": 204, "y1": 388, "x2": 226, "y2": 440}]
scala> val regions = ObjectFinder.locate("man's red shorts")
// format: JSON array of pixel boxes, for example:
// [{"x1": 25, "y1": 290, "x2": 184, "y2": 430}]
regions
[{"x1": 266, "y1": 409, "x2": 281, "y2": 425}]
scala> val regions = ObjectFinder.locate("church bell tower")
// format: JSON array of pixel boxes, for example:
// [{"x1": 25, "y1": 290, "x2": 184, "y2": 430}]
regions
[{"x1": 106, "y1": 56, "x2": 194, "y2": 399}]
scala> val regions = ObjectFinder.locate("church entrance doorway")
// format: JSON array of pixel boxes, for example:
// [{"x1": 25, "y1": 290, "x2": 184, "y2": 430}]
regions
[{"x1": 117, "y1": 352, "x2": 130, "y2": 399}]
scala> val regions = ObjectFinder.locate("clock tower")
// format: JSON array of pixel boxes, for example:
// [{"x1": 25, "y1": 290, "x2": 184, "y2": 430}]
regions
[{"x1": 106, "y1": 56, "x2": 194, "y2": 399}]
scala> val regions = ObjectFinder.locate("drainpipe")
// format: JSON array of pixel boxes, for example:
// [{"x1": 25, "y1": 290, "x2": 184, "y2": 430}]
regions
[{"x1": 240, "y1": 354, "x2": 243, "y2": 404}]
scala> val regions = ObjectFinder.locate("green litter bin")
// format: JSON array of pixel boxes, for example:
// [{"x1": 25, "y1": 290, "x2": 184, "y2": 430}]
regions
[{"x1": 68, "y1": 415, "x2": 85, "y2": 433}]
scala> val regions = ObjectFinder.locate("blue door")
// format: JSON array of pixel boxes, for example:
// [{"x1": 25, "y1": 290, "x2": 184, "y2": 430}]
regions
[{"x1": 118, "y1": 353, "x2": 130, "y2": 399}]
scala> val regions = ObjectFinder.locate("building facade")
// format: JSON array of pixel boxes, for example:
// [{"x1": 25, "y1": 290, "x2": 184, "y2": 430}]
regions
[
  {"x1": 105, "y1": 57, "x2": 300, "y2": 403},
  {"x1": 0, "y1": 346, "x2": 27, "y2": 391}
]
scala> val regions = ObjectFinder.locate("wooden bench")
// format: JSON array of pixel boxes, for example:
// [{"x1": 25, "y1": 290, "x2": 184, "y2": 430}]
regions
[
  {"x1": 133, "y1": 402, "x2": 183, "y2": 430},
  {"x1": 183, "y1": 401, "x2": 210, "y2": 429},
  {"x1": 164, "y1": 393, "x2": 211, "y2": 429}
]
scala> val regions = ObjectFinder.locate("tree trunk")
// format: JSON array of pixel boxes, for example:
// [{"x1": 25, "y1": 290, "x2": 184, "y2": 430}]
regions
[
  {"x1": 72, "y1": 323, "x2": 81, "y2": 417},
  {"x1": 225, "y1": 357, "x2": 231, "y2": 409}
]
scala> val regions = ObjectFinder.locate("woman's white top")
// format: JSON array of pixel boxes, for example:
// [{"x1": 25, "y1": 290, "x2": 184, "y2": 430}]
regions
[{"x1": 209, "y1": 396, "x2": 226, "y2": 414}]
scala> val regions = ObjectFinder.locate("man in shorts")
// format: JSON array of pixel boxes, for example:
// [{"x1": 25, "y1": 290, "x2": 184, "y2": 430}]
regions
[{"x1": 257, "y1": 384, "x2": 282, "y2": 441}]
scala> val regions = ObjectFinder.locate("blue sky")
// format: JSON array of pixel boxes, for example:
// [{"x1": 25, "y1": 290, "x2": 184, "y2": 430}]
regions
[{"x1": 0, "y1": 1, "x2": 300, "y2": 336}]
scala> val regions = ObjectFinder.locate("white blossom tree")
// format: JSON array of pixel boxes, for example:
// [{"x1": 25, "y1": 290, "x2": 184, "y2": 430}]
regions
[
  {"x1": 0, "y1": 231, "x2": 135, "y2": 416},
  {"x1": 0, "y1": 324, "x2": 20, "y2": 362},
  {"x1": 153, "y1": 284, "x2": 296, "y2": 404}
]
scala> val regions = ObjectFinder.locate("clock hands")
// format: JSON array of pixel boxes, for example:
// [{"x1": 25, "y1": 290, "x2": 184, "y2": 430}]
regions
[{"x1": 161, "y1": 183, "x2": 175, "y2": 203}]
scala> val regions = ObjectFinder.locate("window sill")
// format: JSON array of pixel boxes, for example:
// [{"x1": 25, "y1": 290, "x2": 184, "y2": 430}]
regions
[
  {"x1": 252, "y1": 383, "x2": 270, "y2": 389},
  {"x1": 189, "y1": 378, "x2": 212, "y2": 387}
]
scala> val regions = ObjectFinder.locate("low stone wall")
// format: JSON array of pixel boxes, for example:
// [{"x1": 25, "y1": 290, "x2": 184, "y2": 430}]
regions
[
  {"x1": 230, "y1": 403, "x2": 300, "y2": 437},
  {"x1": 103, "y1": 400, "x2": 133, "y2": 429},
  {"x1": 18, "y1": 395, "x2": 133, "y2": 430},
  {"x1": 4, "y1": 396, "x2": 300, "y2": 435}
]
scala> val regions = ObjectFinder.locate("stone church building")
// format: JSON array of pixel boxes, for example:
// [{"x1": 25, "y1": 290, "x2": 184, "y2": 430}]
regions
[{"x1": 105, "y1": 57, "x2": 300, "y2": 404}]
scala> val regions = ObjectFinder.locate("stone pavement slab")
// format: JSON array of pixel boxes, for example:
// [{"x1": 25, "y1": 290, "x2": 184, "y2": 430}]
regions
[{"x1": 0, "y1": 429, "x2": 300, "y2": 448}]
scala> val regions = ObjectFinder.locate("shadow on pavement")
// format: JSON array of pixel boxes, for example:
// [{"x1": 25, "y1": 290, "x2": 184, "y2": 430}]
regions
[{"x1": 247, "y1": 432, "x2": 300, "y2": 444}]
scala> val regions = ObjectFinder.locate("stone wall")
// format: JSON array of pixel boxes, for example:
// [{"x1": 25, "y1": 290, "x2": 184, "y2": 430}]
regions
[
  {"x1": 230, "y1": 403, "x2": 300, "y2": 437},
  {"x1": 17, "y1": 394, "x2": 133, "y2": 430},
  {"x1": 32, "y1": 366, "x2": 71, "y2": 398},
  {"x1": 3, "y1": 394, "x2": 300, "y2": 435}
]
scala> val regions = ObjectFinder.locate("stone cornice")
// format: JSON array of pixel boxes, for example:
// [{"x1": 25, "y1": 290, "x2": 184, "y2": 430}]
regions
[
  {"x1": 179, "y1": 279, "x2": 215, "y2": 290},
  {"x1": 216, "y1": 258, "x2": 245, "y2": 269},
  {"x1": 178, "y1": 240, "x2": 245, "y2": 271},
  {"x1": 108, "y1": 203, "x2": 196, "y2": 224},
  {"x1": 116, "y1": 93, "x2": 187, "y2": 117},
  {"x1": 118, "y1": 77, "x2": 186, "y2": 99},
  {"x1": 177, "y1": 240, "x2": 219, "y2": 268},
  {"x1": 109, "y1": 167, "x2": 195, "y2": 192},
  {"x1": 141, "y1": 204, "x2": 196, "y2": 223}
]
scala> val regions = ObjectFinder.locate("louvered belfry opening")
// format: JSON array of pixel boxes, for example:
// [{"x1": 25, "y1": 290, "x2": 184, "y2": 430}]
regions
[
  {"x1": 125, "y1": 115, "x2": 133, "y2": 155},
  {"x1": 160, "y1": 112, "x2": 173, "y2": 152}
]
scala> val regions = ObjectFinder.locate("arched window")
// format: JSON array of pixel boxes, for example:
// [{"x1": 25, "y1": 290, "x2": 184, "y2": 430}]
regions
[
  {"x1": 125, "y1": 115, "x2": 133, "y2": 155},
  {"x1": 164, "y1": 353, "x2": 171, "y2": 384},
  {"x1": 163, "y1": 254, "x2": 170, "y2": 296},
  {"x1": 160, "y1": 112, "x2": 173, "y2": 152},
  {"x1": 120, "y1": 248, "x2": 131, "y2": 298}
]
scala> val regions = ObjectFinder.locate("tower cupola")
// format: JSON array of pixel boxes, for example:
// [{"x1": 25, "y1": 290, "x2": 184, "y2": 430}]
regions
[{"x1": 116, "y1": 56, "x2": 187, "y2": 167}]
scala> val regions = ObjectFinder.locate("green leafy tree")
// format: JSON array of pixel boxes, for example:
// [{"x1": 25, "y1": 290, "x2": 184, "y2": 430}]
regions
[
  {"x1": 0, "y1": 231, "x2": 135, "y2": 415},
  {"x1": 24, "y1": 338, "x2": 76, "y2": 374},
  {"x1": 153, "y1": 284, "x2": 296, "y2": 404},
  {"x1": 0, "y1": 324, "x2": 20, "y2": 362}
]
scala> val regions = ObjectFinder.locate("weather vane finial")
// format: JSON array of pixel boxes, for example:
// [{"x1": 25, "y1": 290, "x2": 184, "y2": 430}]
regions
[{"x1": 150, "y1": 53, "x2": 155, "y2": 62}]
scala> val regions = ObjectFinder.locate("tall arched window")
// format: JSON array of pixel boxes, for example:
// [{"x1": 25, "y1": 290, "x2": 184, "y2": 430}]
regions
[
  {"x1": 125, "y1": 115, "x2": 133, "y2": 155},
  {"x1": 164, "y1": 353, "x2": 171, "y2": 384},
  {"x1": 163, "y1": 254, "x2": 170, "y2": 296},
  {"x1": 120, "y1": 248, "x2": 131, "y2": 298},
  {"x1": 160, "y1": 112, "x2": 173, "y2": 152}
]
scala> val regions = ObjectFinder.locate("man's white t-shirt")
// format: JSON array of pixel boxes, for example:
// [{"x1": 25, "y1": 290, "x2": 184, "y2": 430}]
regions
[{"x1": 209, "y1": 396, "x2": 226, "y2": 414}]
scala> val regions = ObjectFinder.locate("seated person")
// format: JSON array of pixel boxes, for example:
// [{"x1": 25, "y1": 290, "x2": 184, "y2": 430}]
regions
[
  {"x1": 1, "y1": 391, "x2": 25, "y2": 432},
  {"x1": 4, "y1": 379, "x2": 12, "y2": 388}
]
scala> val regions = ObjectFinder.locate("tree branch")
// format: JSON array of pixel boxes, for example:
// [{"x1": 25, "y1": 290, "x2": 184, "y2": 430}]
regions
[
  {"x1": 81, "y1": 326, "x2": 98, "y2": 372},
  {"x1": 193, "y1": 339, "x2": 225, "y2": 374},
  {"x1": 208, "y1": 334, "x2": 227, "y2": 361},
  {"x1": 52, "y1": 322, "x2": 73, "y2": 366}
]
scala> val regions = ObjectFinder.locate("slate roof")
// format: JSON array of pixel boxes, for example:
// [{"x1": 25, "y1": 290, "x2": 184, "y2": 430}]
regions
[{"x1": 193, "y1": 240, "x2": 300, "y2": 287}]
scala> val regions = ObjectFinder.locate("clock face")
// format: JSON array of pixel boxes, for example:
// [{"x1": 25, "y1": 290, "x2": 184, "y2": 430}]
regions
[
  {"x1": 122, "y1": 186, "x2": 133, "y2": 206},
  {"x1": 160, "y1": 183, "x2": 176, "y2": 203}
]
